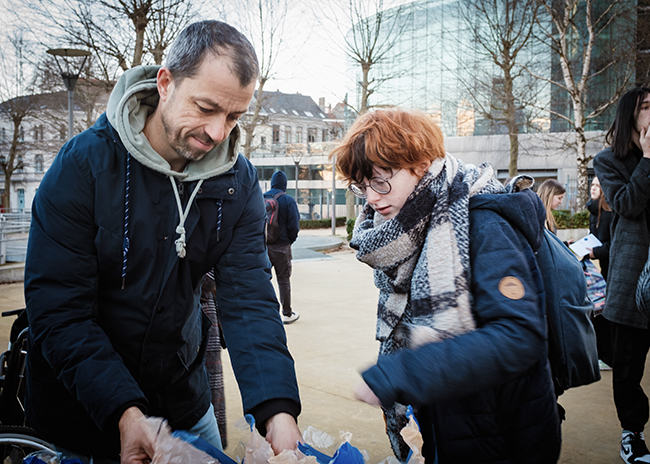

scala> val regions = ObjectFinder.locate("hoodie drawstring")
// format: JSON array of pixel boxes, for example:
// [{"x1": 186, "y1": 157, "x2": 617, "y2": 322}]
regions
[
  {"x1": 170, "y1": 177, "x2": 205, "y2": 258},
  {"x1": 122, "y1": 153, "x2": 131, "y2": 289}
]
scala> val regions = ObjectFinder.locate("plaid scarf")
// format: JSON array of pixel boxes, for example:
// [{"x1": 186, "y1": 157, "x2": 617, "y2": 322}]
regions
[{"x1": 350, "y1": 154, "x2": 504, "y2": 460}]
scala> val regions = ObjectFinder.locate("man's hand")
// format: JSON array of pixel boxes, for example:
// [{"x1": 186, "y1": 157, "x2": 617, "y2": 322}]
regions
[
  {"x1": 353, "y1": 380, "x2": 382, "y2": 407},
  {"x1": 586, "y1": 247, "x2": 596, "y2": 259},
  {"x1": 119, "y1": 406, "x2": 158, "y2": 464},
  {"x1": 264, "y1": 412, "x2": 302, "y2": 454}
]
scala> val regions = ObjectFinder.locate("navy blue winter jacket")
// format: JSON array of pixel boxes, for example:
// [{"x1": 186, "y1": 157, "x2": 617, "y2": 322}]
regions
[
  {"x1": 362, "y1": 189, "x2": 561, "y2": 463},
  {"x1": 24, "y1": 113, "x2": 300, "y2": 459},
  {"x1": 263, "y1": 171, "x2": 300, "y2": 245}
]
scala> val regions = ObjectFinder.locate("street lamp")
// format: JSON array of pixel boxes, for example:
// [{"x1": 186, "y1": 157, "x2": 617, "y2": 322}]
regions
[{"x1": 46, "y1": 48, "x2": 92, "y2": 140}]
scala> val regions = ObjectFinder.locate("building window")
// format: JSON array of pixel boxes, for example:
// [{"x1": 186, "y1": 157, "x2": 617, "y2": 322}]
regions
[
  {"x1": 59, "y1": 128, "x2": 66, "y2": 141},
  {"x1": 272, "y1": 125, "x2": 280, "y2": 143},
  {"x1": 322, "y1": 129, "x2": 328, "y2": 142},
  {"x1": 16, "y1": 156, "x2": 23, "y2": 173},
  {"x1": 296, "y1": 127, "x2": 302, "y2": 143},
  {"x1": 0, "y1": 156, "x2": 5, "y2": 174},
  {"x1": 35, "y1": 154, "x2": 44, "y2": 173},
  {"x1": 33, "y1": 126, "x2": 39, "y2": 141},
  {"x1": 285, "y1": 127, "x2": 292, "y2": 143},
  {"x1": 18, "y1": 127, "x2": 24, "y2": 142},
  {"x1": 260, "y1": 136, "x2": 266, "y2": 148},
  {"x1": 307, "y1": 128, "x2": 316, "y2": 143}
]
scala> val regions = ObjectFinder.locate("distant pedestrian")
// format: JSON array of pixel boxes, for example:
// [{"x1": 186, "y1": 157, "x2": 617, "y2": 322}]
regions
[
  {"x1": 594, "y1": 86, "x2": 650, "y2": 464},
  {"x1": 585, "y1": 176, "x2": 613, "y2": 372},
  {"x1": 537, "y1": 179, "x2": 566, "y2": 234},
  {"x1": 331, "y1": 108, "x2": 560, "y2": 463},
  {"x1": 264, "y1": 171, "x2": 301, "y2": 324}
]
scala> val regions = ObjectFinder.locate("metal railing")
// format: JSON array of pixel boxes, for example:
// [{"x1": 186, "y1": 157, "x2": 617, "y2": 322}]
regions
[{"x1": 0, "y1": 213, "x2": 30, "y2": 265}]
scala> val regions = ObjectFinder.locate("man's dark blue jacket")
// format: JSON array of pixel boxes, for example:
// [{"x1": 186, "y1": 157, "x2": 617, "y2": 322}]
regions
[
  {"x1": 24, "y1": 66, "x2": 300, "y2": 460},
  {"x1": 263, "y1": 171, "x2": 300, "y2": 245}
]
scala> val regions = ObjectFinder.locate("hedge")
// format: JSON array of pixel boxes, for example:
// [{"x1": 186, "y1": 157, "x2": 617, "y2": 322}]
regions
[
  {"x1": 552, "y1": 210, "x2": 590, "y2": 229},
  {"x1": 299, "y1": 217, "x2": 347, "y2": 229}
]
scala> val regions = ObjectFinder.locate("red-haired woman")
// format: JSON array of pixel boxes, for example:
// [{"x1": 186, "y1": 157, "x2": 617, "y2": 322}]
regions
[{"x1": 331, "y1": 108, "x2": 560, "y2": 464}]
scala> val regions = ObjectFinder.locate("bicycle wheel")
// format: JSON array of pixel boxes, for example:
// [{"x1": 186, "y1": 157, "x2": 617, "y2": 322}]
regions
[{"x1": 0, "y1": 426, "x2": 55, "y2": 464}]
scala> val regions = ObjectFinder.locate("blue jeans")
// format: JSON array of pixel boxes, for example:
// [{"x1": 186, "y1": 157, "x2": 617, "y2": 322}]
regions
[
  {"x1": 54, "y1": 404, "x2": 222, "y2": 463},
  {"x1": 187, "y1": 403, "x2": 223, "y2": 451}
]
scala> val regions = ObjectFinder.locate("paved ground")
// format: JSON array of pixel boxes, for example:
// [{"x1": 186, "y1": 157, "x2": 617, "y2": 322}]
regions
[{"x1": 1, "y1": 227, "x2": 648, "y2": 463}]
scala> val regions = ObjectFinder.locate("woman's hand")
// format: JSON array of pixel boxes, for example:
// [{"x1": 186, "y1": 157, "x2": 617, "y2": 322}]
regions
[
  {"x1": 354, "y1": 380, "x2": 382, "y2": 407},
  {"x1": 640, "y1": 126, "x2": 650, "y2": 158}
]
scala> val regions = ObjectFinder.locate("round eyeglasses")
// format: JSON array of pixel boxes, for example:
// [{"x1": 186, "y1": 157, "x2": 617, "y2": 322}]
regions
[{"x1": 348, "y1": 170, "x2": 400, "y2": 199}]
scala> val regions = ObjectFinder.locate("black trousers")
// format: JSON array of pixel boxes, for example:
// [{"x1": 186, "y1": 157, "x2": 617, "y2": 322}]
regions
[
  {"x1": 611, "y1": 321, "x2": 650, "y2": 432},
  {"x1": 594, "y1": 315, "x2": 613, "y2": 366},
  {"x1": 267, "y1": 243, "x2": 293, "y2": 317}
]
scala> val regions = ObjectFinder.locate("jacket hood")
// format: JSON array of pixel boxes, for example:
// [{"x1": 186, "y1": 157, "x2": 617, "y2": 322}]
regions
[
  {"x1": 271, "y1": 171, "x2": 288, "y2": 191},
  {"x1": 106, "y1": 65, "x2": 239, "y2": 181},
  {"x1": 469, "y1": 188, "x2": 546, "y2": 252}
]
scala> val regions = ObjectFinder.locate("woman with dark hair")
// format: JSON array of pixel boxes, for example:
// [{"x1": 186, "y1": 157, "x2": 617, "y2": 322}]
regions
[
  {"x1": 331, "y1": 108, "x2": 560, "y2": 464},
  {"x1": 593, "y1": 86, "x2": 650, "y2": 464},
  {"x1": 537, "y1": 179, "x2": 566, "y2": 234},
  {"x1": 586, "y1": 176, "x2": 613, "y2": 371}
]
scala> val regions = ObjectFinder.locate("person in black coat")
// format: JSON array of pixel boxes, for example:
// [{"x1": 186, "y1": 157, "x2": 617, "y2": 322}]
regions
[
  {"x1": 331, "y1": 108, "x2": 560, "y2": 464},
  {"x1": 264, "y1": 171, "x2": 301, "y2": 324},
  {"x1": 586, "y1": 176, "x2": 613, "y2": 370},
  {"x1": 594, "y1": 86, "x2": 650, "y2": 464}
]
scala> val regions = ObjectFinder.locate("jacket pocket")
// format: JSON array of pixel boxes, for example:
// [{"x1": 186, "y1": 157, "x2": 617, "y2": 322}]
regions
[
  {"x1": 95, "y1": 225, "x2": 123, "y2": 271},
  {"x1": 170, "y1": 310, "x2": 210, "y2": 385}
]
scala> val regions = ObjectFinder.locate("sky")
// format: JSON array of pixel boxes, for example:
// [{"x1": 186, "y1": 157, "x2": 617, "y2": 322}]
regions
[
  {"x1": 0, "y1": 0, "x2": 420, "y2": 110},
  {"x1": 0, "y1": 0, "x2": 367, "y2": 108}
]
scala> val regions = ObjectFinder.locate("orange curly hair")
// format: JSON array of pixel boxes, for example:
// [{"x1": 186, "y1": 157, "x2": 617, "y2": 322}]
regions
[{"x1": 329, "y1": 108, "x2": 446, "y2": 183}]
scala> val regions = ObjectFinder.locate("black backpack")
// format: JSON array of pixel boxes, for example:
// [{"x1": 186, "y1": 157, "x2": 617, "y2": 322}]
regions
[
  {"x1": 264, "y1": 192, "x2": 284, "y2": 244},
  {"x1": 536, "y1": 229, "x2": 600, "y2": 392}
]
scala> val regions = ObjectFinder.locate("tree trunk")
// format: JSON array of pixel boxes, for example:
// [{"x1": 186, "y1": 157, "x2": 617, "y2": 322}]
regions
[
  {"x1": 242, "y1": 78, "x2": 267, "y2": 159},
  {"x1": 575, "y1": 128, "x2": 589, "y2": 209},
  {"x1": 346, "y1": 190, "x2": 356, "y2": 222},
  {"x1": 503, "y1": 72, "x2": 519, "y2": 178},
  {"x1": 2, "y1": 172, "x2": 11, "y2": 212}
]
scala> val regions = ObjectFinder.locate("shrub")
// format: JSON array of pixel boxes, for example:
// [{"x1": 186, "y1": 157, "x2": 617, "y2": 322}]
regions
[
  {"x1": 299, "y1": 217, "x2": 347, "y2": 229},
  {"x1": 346, "y1": 218, "x2": 356, "y2": 241},
  {"x1": 552, "y1": 210, "x2": 590, "y2": 229}
]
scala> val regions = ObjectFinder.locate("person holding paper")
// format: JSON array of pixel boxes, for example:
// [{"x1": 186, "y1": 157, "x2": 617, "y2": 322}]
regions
[
  {"x1": 586, "y1": 176, "x2": 612, "y2": 280},
  {"x1": 594, "y1": 87, "x2": 650, "y2": 464},
  {"x1": 585, "y1": 176, "x2": 613, "y2": 371}
]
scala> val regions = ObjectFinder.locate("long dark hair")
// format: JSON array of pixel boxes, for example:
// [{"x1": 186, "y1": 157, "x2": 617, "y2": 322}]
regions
[{"x1": 606, "y1": 87, "x2": 650, "y2": 159}]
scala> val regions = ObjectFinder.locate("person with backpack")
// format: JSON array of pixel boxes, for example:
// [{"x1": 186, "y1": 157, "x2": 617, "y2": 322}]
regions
[
  {"x1": 264, "y1": 171, "x2": 301, "y2": 324},
  {"x1": 330, "y1": 108, "x2": 561, "y2": 463},
  {"x1": 594, "y1": 87, "x2": 650, "y2": 464}
]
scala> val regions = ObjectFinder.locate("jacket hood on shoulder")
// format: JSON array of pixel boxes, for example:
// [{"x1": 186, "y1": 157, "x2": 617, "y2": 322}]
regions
[
  {"x1": 271, "y1": 171, "x2": 288, "y2": 191},
  {"x1": 106, "y1": 65, "x2": 240, "y2": 181},
  {"x1": 470, "y1": 188, "x2": 546, "y2": 252}
]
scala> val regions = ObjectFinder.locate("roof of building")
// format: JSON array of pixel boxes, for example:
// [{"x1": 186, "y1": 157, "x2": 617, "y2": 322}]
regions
[{"x1": 253, "y1": 90, "x2": 327, "y2": 119}]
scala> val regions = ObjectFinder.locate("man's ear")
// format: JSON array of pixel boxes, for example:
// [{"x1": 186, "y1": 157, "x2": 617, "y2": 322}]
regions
[{"x1": 157, "y1": 67, "x2": 173, "y2": 102}]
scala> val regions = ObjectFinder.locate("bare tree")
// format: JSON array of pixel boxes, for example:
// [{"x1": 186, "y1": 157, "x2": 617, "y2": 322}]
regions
[
  {"x1": 319, "y1": 0, "x2": 410, "y2": 219},
  {"x1": 339, "y1": 0, "x2": 410, "y2": 114},
  {"x1": 233, "y1": 0, "x2": 290, "y2": 159},
  {"x1": 459, "y1": 0, "x2": 543, "y2": 177},
  {"x1": 12, "y1": 0, "x2": 196, "y2": 85},
  {"x1": 0, "y1": 32, "x2": 38, "y2": 211},
  {"x1": 533, "y1": 0, "x2": 635, "y2": 207}
]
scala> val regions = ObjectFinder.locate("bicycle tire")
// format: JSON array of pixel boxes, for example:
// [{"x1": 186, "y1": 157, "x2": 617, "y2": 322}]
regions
[{"x1": 0, "y1": 426, "x2": 55, "y2": 464}]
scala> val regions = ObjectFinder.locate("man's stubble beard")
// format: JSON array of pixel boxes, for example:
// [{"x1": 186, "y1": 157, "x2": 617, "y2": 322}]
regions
[{"x1": 160, "y1": 107, "x2": 213, "y2": 163}]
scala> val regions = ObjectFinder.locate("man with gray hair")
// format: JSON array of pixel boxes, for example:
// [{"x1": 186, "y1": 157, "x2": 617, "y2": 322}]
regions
[{"x1": 24, "y1": 20, "x2": 302, "y2": 464}]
